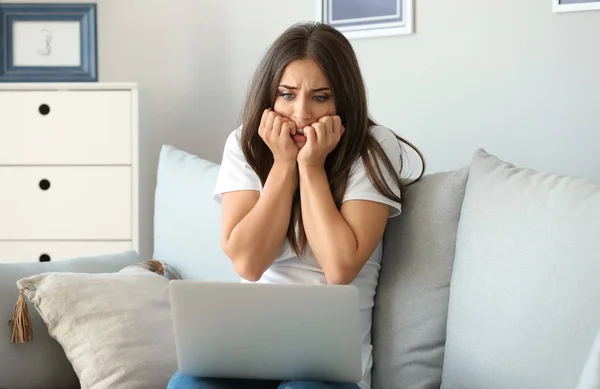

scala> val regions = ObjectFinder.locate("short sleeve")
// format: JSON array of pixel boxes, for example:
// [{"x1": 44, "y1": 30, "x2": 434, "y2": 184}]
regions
[
  {"x1": 342, "y1": 126, "x2": 403, "y2": 218},
  {"x1": 212, "y1": 128, "x2": 262, "y2": 204}
]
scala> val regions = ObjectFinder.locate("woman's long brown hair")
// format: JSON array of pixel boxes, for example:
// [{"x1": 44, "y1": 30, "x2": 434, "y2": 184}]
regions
[{"x1": 239, "y1": 22, "x2": 425, "y2": 258}]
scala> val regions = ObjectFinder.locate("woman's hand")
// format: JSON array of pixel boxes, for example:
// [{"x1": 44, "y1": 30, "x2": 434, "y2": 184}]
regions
[
  {"x1": 259, "y1": 109, "x2": 299, "y2": 165},
  {"x1": 297, "y1": 115, "x2": 345, "y2": 167}
]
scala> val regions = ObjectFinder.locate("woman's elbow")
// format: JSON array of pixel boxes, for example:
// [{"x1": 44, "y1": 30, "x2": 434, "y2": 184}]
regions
[
  {"x1": 225, "y1": 249, "x2": 265, "y2": 282},
  {"x1": 222, "y1": 241, "x2": 269, "y2": 282},
  {"x1": 324, "y1": 266, "x2": 358, "y2": 285},
  {"x1": 233, "y1": 259, "x2": 265, "y2": 282}
]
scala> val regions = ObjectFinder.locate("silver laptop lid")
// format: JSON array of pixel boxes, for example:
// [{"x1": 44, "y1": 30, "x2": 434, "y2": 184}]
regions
[{"x1": 169, "y1": 280, "x2": 363, "y2": 383}]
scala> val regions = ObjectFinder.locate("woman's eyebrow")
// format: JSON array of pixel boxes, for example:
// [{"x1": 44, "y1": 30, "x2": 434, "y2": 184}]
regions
[{"x1": 279, "y1": 84, "x2": 331, "y2": 92}]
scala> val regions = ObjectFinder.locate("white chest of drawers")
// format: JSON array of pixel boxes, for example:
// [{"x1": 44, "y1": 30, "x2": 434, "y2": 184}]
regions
[{"x1": 0, "y1": 83, "x2": 139, "y2": 263}]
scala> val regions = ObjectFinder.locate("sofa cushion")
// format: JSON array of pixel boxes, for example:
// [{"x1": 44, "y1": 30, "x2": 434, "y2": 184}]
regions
[
  {"x1": 15, "y1": 262, "x2": 178, "y2": 389},
  {"x1": 371, "y1": 166, "x2": 469, "y2": 389},
  {"x1": 153, "y1": 145, "x2": 238, "y2": 281},
  {"x1": 0, "y1": 250, "x2": 140, "y2": 389},
  {"x1": 441, "y1": 149, "x2": 600, "y2": 389}
]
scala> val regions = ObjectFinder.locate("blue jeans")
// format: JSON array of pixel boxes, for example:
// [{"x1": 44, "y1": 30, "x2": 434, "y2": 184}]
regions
[{"x1": 167, "y1": 371, "x2": 360, "y2": 389}]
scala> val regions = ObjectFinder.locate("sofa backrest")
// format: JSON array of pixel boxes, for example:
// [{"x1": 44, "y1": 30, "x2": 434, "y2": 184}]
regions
[{"x1": 152, "y1": 144, "x2": 471, "y2": 389}]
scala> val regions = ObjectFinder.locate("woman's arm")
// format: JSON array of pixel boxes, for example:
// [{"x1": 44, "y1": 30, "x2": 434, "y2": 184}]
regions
[
  {"x1": 299, "y1": 164, "x2": 389, "y2": 284},
  {"x1": 221, "y1": 162, "x2": 297, "y2": 281},
  {"x1": 220, "y1": 110, "x2": 300, "y2": 281},
  {"x1": 297, "y1": 116, "x2": 397, "y2": 285}
]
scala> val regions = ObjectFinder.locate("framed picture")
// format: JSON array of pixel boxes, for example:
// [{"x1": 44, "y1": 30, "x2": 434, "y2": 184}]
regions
[
  {"x1": 0, "y1": 3, "x2": 97, "y2": 82},
  {"x1": 317, "y1": 0, "x2": 414, "y2": 39},
  {"x1": 553, "y1": 0, "x2": 600, "y2": 12}
]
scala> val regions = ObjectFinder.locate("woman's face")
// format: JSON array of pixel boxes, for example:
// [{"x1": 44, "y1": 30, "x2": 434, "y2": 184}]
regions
[{"x1": 273, "y1": 59, "x2": 337, "y2": 148}]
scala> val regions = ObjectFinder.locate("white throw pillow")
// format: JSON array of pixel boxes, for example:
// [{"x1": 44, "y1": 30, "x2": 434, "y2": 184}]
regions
[
  {"x1": 15, "y1": 262, "x2": 178, "y2": 389},
  {"x1": 153, "y1": 144, "x2": 238, "y2": 282},
  {"x1": 441, "y1": 149, "x2": 600, "y2": 389}
]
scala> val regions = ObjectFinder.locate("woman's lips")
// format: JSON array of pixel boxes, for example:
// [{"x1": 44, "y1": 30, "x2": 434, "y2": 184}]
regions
[
  {"x1": 291, "y1": 126, "x2": 306, "y2": 143},
  {"x1": 292, "y1": 134, "x2": 307, "y2": 143}
]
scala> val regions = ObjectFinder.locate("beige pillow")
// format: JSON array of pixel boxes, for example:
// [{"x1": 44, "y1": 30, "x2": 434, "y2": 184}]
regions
[{"x1": 14, "y1": 262, "x2": 178, "y2": 389}]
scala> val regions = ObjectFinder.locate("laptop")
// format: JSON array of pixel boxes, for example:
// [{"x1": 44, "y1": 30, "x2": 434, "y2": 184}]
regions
[{"x1": 169, "y1": 280, "x2": 363, "y2": 383}]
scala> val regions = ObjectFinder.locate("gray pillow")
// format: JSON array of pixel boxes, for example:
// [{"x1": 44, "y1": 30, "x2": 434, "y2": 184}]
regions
[
  {"x1": 371, "y1": 166, "x2": 469, "y2": 389},
  {"x1": 0, "y1": 250, "x2": 140, "y2": 389},
  {"x1": 441, "y1": 149, "x2": 600, "y2": 389}
]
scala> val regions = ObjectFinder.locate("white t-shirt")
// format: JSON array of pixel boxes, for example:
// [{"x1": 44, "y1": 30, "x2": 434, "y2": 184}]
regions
[{"x1": 213, "y1": 125, "x2": 403, "y2": 389}]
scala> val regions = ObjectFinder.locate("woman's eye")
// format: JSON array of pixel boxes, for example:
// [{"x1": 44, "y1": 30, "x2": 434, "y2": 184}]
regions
[
  {"x1": 314, "y1": 95, "x2": 329, "y2": 102},
  {"x1": 279, "y1": 92, "x2": 294, "y2": 100}
]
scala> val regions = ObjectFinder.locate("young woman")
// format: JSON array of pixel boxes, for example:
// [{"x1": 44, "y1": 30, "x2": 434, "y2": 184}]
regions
[{"x1": 168, "y1": 21, "x2": 424, "y2": 389}]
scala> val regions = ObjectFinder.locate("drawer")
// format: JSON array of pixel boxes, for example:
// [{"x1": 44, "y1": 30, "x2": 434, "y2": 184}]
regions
[
  {"x1": 0, "y1": 91, "x2": 132, "y2": 165},
  {"x1": 0, "y1": 241, "x2": 133, "y2": 264},
  {"x1": 0, "y1": 166, "x2": 132, "y2": 240}
]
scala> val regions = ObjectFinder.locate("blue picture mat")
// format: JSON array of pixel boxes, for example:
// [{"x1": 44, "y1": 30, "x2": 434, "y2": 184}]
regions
[
  {"x1": 332, "y1": 0, "x2": 398, "y2": 20},
  {"x1": 0, "y1": 3, "x2": 97, "y2": 82},
  {"x1": 324, "y1": 0, "x2": 403, "y2": 30}
]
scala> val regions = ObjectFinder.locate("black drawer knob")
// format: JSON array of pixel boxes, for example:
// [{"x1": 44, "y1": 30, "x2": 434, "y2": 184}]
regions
[
  {"x1": 39, "y1": 254, "x2": 51, "y2": 262},
  {"x1": 39, "y1": 179, "x2": 51, "y2": 190},
  {"x1": 39, "y1": 104, "x2": 51, "y2": 115}
]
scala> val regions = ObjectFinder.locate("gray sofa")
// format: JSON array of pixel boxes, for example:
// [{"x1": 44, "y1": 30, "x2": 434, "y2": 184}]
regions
[{"x1": 1, "y1": 145, "x2": 599, "y2": 389}]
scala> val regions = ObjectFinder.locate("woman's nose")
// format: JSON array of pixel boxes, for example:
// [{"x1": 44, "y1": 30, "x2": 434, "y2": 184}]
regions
[{"x1": 293, "y1": 100, "x2": 312, "y2": 123}]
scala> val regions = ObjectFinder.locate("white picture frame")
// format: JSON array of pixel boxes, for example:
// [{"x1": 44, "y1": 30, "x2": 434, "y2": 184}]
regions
[
  {"x1": 316, "y1": 0, "x2": 414, "y2": 40},
  {"x1": 553, "y1": 0, "x2": 600, "y2": 12}
]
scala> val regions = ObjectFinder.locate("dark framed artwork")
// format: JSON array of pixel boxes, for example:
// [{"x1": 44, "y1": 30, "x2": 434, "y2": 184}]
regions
[
  {"x1": 553, "y1": 0, "x2": 600, "y2": 12},
  {"x1": 0, "y1": 3, "x2": 97, "y2": 82},
  {"x1": 317, "y1": 0, "x2": 414, "y2": 39}
]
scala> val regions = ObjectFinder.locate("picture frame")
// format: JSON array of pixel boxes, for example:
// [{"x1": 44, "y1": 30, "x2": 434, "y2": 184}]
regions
[
  {"x1": 316, "y1": 0, "x2": 414, "y2": 40},
  {"x1": 553, "y1": 0, "x2": 600, "y2": 12},
  {"x1": 0, "y1": 3, "x2": 97, "y2": 82}
]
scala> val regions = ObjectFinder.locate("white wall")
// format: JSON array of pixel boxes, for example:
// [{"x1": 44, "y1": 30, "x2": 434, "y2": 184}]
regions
[
  {"x1": 356, "y1": 0, "x2": 600, "y2": 181},
  {"x1": 8, "y1": 0, "x2": 600, "y2": 260}
]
